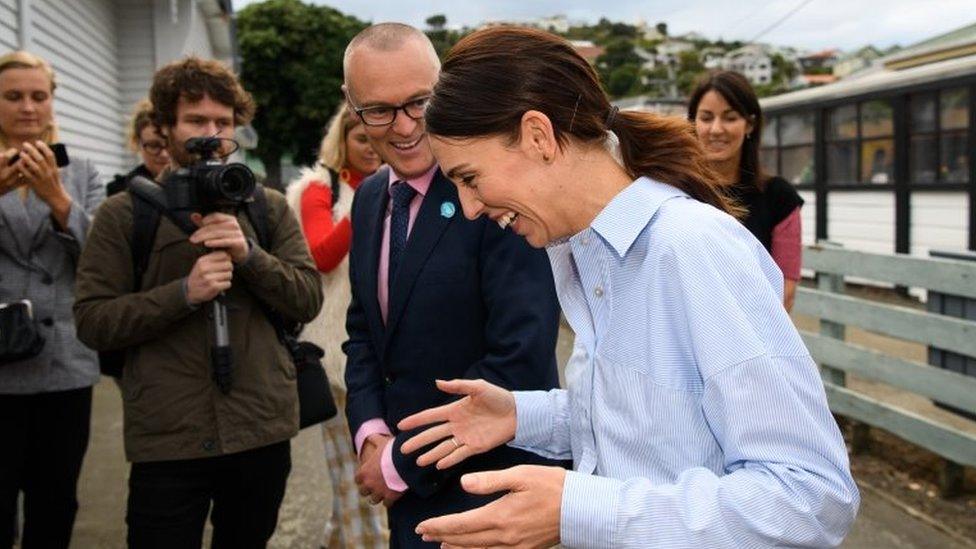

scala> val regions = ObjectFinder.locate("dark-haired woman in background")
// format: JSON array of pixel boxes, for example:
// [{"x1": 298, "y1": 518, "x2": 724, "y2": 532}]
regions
[
  {"x1": 395, "y1": 27, "x2": 857, "y2": 548},
  {"x1": 689, "y1": 70, "x2": 804, "y2": 311}
]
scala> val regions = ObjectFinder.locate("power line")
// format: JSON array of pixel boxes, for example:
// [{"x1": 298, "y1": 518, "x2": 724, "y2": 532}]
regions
[
  {"x1": 727, "y1": 0, "x2": 781, "y2": 34},
  {"x1": 748, "y1": 0, "x2": 816, "y2": 43}
]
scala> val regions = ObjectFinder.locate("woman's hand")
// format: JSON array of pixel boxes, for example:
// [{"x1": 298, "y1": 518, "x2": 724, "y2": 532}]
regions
[
  {"x1": 398, "y1": 379, "x2": 517, "y2": 470},
  {"x1": 18, "y1": 141, "x2": 72, "y2": 225},
  {"x1": 0, "y1": 148, "x2": 26, "y2": 196}
]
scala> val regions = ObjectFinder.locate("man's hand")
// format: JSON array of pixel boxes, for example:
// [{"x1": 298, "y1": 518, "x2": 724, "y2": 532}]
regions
[
  {"x1": 398, "y1": 379, "x2": 517, "y2": 470},
  {"x1": 355, "y1": 434, "x2": 402, "y2": 507},
  {"x1": 189, "y1": 212, "x2": 249, "y2": 263},
  {"x1": 415, "y1": 465, "x2": 565, "y2": 548},
  {"x1": 186, "y1": 251, "x2": 233, "y2": 305}
]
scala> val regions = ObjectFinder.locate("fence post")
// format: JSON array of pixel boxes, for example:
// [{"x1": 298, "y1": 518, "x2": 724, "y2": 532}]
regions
[{"x1": 815, "y1": 243, "x2": 871, "y2": 453}]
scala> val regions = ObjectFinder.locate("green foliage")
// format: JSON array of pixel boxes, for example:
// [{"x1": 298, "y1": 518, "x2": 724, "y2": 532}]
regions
[
  {"x1": 424, "y1": 15, "x2": 466, "y2": 59},
  {"x1": 655, "y1": 22, "x2": 668, "y2": 37},
  {"x1": 608, "y1": 64, "x2": 641, "y2": 97},
  {"x1": 426, "y1": 14, "x2": 447, "y2": 30},
  {"x1": 237, "y1": 0, "x2": 366, "y2": 182},
  {"x1": 596, "y1": 38, "x2": 641, "y2": 86}
]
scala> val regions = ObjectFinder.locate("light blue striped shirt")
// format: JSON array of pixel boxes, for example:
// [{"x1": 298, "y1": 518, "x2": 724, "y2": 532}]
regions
[{"x1": 511, "y1": 177, "x2": 859, "y2": 548}]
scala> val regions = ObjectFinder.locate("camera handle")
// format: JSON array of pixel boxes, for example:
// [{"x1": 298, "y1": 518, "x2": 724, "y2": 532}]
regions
[
  {"x1": 128, "y1": 176, "x2": 239, "y2": 394},
  {"x1": 210, "y1": 293, "x2": 233, "y2": 394}
]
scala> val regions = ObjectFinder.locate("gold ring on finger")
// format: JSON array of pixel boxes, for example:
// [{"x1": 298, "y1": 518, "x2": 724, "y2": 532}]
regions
[{"x1": 451, "y1": 437, "x2": 460, "y2": 449}]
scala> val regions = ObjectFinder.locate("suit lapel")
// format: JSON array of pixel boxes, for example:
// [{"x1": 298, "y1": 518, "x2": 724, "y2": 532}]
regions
[
  {"x1": 24, "y1": 192, "x2": 51, "y2": 249},
  {"x1": 384, "y1": 170, "x2": 456, "y2": 347},
  {"x1": 0, "y1": 191, "x2": 36, "y2": 257},
  {"x1": 360, "y1": 168, "x2": 390, "y2": 355}
]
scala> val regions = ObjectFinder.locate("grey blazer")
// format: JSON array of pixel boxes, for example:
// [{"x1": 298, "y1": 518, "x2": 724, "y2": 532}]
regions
[{"x1": 0, "y1": 158, "x2": 105, "y2": 394}]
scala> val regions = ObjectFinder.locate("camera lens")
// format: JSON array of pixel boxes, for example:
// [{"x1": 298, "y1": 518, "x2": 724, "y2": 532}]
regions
[{"x1": 215, "y1": 164, "x2": 256, "y2": 201}]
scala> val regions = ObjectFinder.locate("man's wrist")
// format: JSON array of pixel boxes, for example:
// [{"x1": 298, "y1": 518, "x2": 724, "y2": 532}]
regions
[{"x1": 233, "y1": 238, "x2": 255, "y2": 265}]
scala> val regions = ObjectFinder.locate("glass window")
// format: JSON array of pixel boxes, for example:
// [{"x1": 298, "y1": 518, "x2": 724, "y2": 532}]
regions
[
  {"x1": 828, "y1": 105, "x2": 857, "y2": 139},
  {"x1": 827, "y1": 142, "x2": 857, "y2": 184},
  {"x1": 861, "y1": 138, "x2": 894, "y2": 184},
  {"x1": 780, "y1": 112, "x2": 814, "y2": 145},
  {"x1": 941, "y1": 132, "x2": 969, "y2": 183},
  {"x1": 910, "y1": 92, "x2": 936, "y2": 133},
  {"x1": 910, "y1": 135, "x2": 938, "y2": 184},
  {"x1": 941, "y1": 87, "x2": 969, "y2": 130},
  {"x1": 782, "y1": 146, "x2": 814, "y2": 185},
  {"x1": 861, "y1": 100, "x2": 893, "y2": 137},
  {"x1": 762, "y1": 117, "x2": 778, "y2": 146},
  {"x1": 760, "y1": 147, "x2": 778, "y2": 175}
]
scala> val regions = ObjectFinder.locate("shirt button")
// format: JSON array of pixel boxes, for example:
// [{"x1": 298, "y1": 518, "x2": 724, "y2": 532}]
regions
[
  {"x1": 593, "y1": 285, "x2": 604, "y2": 298},
  {"x1": 581, "y1": 235, "x2": 590, "y2": 246}
]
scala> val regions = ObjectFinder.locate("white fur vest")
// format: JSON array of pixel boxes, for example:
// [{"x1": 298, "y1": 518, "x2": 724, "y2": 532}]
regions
[{"x1": 286, "y1": 166, "x2": 355, "y2": 388}]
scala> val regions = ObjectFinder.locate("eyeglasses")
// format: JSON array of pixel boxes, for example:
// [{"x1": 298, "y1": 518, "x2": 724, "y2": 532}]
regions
[
  {"x1": 351, "y1": 96, "x2": 431, "y2": 127},
  {"x1": 140, "y1": 140, "x2": 167, "y2": 155}
]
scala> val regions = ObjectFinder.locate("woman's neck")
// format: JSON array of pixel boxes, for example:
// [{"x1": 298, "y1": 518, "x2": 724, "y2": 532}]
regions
[
  {"x1": 560, "y1": 146, "x2": 634, "y2": 236},
  {"x1": 710, "y1": 157, "x2": 740, "y2": 186},
  {"x1": 4, "y1": 136, "x2": 34, "y2": 150}
]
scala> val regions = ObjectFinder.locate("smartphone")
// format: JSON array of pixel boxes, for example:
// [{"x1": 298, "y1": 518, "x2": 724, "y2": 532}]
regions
[{"x1": 6, "y1": 143, "x2": 70, "y2": 168}]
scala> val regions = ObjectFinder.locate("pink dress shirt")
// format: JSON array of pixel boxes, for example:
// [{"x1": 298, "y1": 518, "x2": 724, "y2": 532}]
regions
[{"x1": 354, "y1": 164, "x2": 438, "y2": 493}]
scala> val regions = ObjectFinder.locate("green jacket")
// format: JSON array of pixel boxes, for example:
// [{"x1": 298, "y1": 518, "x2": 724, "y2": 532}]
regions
[{"x1": 74, "y1": 187, "x2": 323, "y2": 462}]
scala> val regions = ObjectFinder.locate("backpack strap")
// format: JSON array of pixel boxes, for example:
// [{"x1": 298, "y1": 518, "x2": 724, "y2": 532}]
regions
[
  {"x1": 127, "y1": 179, "x2": 164, "y2": 291},
  {"x1": 243, "y1": 185, "x2": 299, "y2": 342},
  {"x1": 245, "y1": 184, "x2": 272, "y2": 251}
]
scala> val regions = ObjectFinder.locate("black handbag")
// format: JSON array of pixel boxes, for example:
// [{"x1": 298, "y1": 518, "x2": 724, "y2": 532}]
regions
[
  {"x1": 0, "y1": 301, "x2": 45, "y2": 364},
  {"x1": 286, "y1": 337, "x2": 338, "y2": 428}
]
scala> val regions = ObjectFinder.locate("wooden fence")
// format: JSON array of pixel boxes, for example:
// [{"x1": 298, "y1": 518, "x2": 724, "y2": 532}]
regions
[{"x1": 796, "y1": 242, "x2": 976, "y2": 496}]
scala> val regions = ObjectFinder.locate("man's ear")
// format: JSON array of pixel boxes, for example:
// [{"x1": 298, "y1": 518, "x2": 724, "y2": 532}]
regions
[{"x1": 519, "y1": 110, "x2": 557, "y2": 163}]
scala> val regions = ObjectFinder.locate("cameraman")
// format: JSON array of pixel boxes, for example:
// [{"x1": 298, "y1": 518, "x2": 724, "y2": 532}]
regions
[{"x1": 73, "y1": 57, "x2": 323, "y2": 549}]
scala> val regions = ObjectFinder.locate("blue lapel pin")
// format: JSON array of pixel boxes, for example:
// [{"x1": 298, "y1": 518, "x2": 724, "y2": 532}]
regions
[{"x1": 440, "y1": 201, "x2": 456, "y2": 219}]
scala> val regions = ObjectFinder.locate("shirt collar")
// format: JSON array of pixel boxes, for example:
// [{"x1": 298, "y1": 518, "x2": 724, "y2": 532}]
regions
[
  {"x1": 387, "y1": 163, "x2": 438, "y2": 197},
  {"x1": 587, "y1": 177, "x2": 689, "y2": 258}
]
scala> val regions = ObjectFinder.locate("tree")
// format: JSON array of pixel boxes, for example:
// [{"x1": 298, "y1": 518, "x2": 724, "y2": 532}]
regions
[
  {"x1": 237, "y1": 0, "x2": 366, "y2": 187},
  {"x1": 426, "y1": 14, "x2": 447, "y2": 31},
  {"x1": 607, "y1": 64, "x2": 640, "y2": 98},
  {"x1": 656, "y1": 22, "x2": 668, "y2": 37}
]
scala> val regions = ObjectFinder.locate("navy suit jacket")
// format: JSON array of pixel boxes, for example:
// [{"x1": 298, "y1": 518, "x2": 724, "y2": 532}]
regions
[{"x1": 343, "y1": 167, "x2": 563, "y2": 545}]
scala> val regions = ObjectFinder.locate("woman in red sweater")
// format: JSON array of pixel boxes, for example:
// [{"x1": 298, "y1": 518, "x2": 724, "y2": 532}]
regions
[{"x1": 286, "y1": 104, "x2": 383, "y2": 548}]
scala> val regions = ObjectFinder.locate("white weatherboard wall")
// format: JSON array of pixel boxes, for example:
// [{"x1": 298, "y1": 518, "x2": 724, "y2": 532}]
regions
[
  {"x1": 1, "y1": 0, "x2": 231, "y2": 180},
  {"x1": 27, "y1": 0, "x2": 126, "y2": 178},
  {"x1": 799, "y1": 190, "x2": 816, "y2": 246},
  {"x1": 0, "y1": 0, "x2": 17, "y2": 52},
  {"x1": 910, "y1": 191, "x2": 969, "y2": 257},
  {"x1": 826, "y1": 191, "x2": 895, "y2": 255}
]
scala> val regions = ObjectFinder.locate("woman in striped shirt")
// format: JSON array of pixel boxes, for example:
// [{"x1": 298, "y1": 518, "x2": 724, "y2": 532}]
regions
[{"x1": 396, "y1": 27, "x2": 858, "y2": 549}]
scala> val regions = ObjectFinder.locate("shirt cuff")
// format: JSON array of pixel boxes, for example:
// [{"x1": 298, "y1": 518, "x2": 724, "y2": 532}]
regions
[
  {"x1": 512, "y1": 390, "x2": 553, "y2": 448},
  {"x1": 354, "y1": 418, "x2": 393, "y2": 456},
  {"x1": 180, "y1": 277, "x2": 200, "y2": 310},
  {"x1": 380, "y1": 437, "x2": 408, "y2": 493},
  {"x1": 237, "y1": 237, "x2": 258, "y2": 267},
  {"x1": 560, "y1": 470, "x2": 620, "y2": 549}
]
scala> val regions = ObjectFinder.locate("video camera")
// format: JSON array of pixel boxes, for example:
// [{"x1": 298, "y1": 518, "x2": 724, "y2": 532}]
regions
[
  {"x1": 162, "y1": 136, "x2": 256, "y2": 215},
  {"x1": 129, "y1": 136, "x2": 257, "y2": 395}
]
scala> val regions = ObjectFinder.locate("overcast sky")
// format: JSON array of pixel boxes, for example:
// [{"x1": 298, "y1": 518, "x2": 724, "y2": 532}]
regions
[{"x1": 231, "y1": 0, "x2": 975, "y2": 51}]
